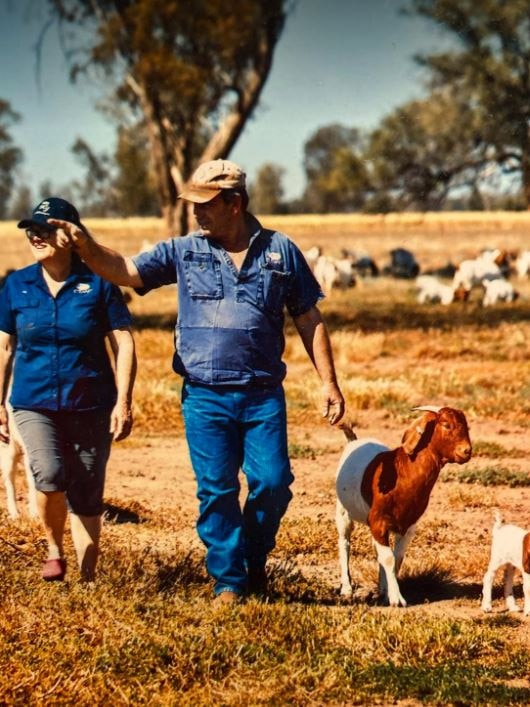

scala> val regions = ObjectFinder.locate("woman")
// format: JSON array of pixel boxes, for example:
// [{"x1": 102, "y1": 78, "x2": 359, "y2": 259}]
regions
[{"x1": 0, "y1": 197, "x2": 136, "y2": 582}]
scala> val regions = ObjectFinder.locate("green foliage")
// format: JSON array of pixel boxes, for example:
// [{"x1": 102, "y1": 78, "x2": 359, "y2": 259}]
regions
[
  {"x1": 368, "y1": 86, "x2": 486, "y2": 210},
  {"x1": 70, "y1": 137, "x2": 115, "y2": 216},
  {"x1": 443, "y1": 466, "x2": 530, "y2": 487},
  {"x1": 47, "y1": 0, "x2": 289, "y2": 231},
  {"x1": 406, "y1": 0, "x2": 530, "y2": 206},
  {"x1": 113, "y1": 124, "x2": 160, "y2": 216},
  {"x1": 0, "y1": 98, "x2": 23, "y2": 219},
  {"x1": 248, "y1": 162, "x2": 285, "y2": 214},
  {"x1": 302, "y1": 123, "x2": 372, "y2": 212},
  {"x1": 8, "y1": 184, "x2": 33, "y2": 220},
  {"x1": 473, "y1": 440, "x2": 526, "y2": 459}
]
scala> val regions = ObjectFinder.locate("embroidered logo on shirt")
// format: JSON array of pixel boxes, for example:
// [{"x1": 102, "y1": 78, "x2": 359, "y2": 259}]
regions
[
  {"x1": 268, "y1": 252, "x2": 282, "y2": 263},
  {"x1": 74, "y1": 283, "x2": 92, "y2": 294}
]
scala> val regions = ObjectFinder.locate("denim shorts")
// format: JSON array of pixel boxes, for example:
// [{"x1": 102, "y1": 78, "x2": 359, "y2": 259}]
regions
[{"x1": 13, "y1": 408, "x2": 113, "y2": 516}]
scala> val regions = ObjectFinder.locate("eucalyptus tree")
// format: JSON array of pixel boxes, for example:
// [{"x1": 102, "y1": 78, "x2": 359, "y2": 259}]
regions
[
  {"x1": 47, "y1": 0, "x2": 290, "y2": 231},
  {"x1": 0, "y1": 99, "x2": 23, "y2": 219},
  {"x1": 407, "y1": 0, "x2": 530, "y2": 207}
]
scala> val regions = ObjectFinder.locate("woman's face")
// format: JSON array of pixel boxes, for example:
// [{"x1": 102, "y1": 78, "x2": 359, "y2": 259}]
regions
[{"x1": 25, "y1": 226, "x2": 68, "y2": 262}]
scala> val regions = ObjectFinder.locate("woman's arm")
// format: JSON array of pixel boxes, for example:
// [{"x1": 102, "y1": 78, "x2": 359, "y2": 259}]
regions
[
  {"x1": 106, "y1": 327, "x2": 137, "y2": 441},
  {"x1": 0, "y1": 330, "x2": 15, "y2": 443}
]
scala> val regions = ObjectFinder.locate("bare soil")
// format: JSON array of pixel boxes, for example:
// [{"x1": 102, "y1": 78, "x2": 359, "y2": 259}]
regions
[{"x1": 97, "y1": 406, "x2": 530, "y2": 649}]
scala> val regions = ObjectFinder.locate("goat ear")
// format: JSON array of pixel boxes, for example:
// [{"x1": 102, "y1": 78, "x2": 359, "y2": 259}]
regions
[{"x1": 401, "y1": 413, "x2": 431, "y2": 455}]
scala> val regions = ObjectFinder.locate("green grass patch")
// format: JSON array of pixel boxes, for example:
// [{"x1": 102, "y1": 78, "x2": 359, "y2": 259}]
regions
[
  {"x1": 443, "y1": 466, "x2": 530, "y2": 487},
  {"x1": 472, "y1": 440, "x2": 526, "y2": 458}
]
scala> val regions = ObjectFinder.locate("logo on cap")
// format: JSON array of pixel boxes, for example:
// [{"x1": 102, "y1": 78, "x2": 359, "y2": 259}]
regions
[{"x1": 35, "y1": 201, "x2": 52, "y2": 216}]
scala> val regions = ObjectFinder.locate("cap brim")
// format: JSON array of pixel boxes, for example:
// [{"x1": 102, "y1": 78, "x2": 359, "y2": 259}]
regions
[
  {"x1": 178, "y1": 186, "x2": 222, "y2": 203},
  {"x1": 17, "y1": 216, "x2": 57, "y2": 231}
]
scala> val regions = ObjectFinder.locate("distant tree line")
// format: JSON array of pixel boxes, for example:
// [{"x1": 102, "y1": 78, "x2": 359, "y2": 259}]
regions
[{"x1": 2, "y1": 0, "x2": 530, "y2": 220}]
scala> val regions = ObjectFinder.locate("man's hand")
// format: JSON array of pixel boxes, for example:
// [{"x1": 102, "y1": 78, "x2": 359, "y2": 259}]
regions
[
  {"x1": 47, "y1": 219, "x2": 90, "y2": 252},
  {"x1": 0, "y1": 403, "x2": 10, "y2": 444},
  {"x1": 321, "y1": 382, "x2": 345, "y2": 425},
  {"x1": 110, "y1": 401, "x2": 133, "y2": 441}
]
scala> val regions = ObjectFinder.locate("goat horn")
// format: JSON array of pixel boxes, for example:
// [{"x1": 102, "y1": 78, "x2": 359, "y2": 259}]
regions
[{"x1": 411, "y1": 405, "x2": 442, "y2": 413}]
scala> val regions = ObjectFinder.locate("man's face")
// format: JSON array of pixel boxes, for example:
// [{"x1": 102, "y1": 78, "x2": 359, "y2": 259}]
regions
[{"x1": 193, "y1": 194, "x2": 235, "y2": 238}]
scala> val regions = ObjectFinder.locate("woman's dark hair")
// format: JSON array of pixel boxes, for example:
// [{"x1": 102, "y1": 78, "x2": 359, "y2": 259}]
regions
[{"x1": 220, "y1": 188, "x2": 249, "y2": 211}]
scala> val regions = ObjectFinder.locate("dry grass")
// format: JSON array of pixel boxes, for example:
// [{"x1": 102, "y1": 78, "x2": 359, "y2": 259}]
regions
[{"x1": 2, "y1": 213, "x2": 530, "y2": 704}]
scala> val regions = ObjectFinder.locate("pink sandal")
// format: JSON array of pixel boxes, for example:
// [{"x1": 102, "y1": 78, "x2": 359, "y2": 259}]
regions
[{"x1": 42, "y1": 558, "x2": 66, "y2": 582}]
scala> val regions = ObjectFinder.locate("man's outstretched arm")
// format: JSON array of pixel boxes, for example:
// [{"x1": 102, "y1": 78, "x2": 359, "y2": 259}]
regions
[{"x1": 49, "y1": 218, "x2": 144, "y2": 288}]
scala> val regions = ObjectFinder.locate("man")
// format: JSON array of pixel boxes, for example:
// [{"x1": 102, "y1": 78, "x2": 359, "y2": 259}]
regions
[{"x1": 50, "y1": 159, "x2": 344, "y2": 604}]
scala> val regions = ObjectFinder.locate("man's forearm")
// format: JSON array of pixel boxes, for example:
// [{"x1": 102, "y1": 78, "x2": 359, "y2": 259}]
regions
[
  {"x1": 77, "y1": 237, "x2": 142, "y2": 288},
  {"x1": 49, "y1": 218, "x2": 144, "y2": 288},
  {"x1": 294, "y1": 307, "x2": 339, "y2": 384}
]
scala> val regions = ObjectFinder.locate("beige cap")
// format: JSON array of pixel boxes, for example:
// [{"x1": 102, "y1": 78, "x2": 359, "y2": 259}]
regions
[{"x1": 178, "y1": 159, "x2": 246, "y2": 203}]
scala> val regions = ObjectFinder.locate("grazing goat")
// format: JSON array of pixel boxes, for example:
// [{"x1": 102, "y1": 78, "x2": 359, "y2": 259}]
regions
[
  {"x1": 481, "y1": 278, "x2": 519, "y2": 307},
  {"x1": 314, "y1": 255, "x2": 355, "y2": 294},
  {"x1": 383, "y1": 248, "x2": 420, "y2": 279},
  {"x1": 515, "y1": 250, "x2": 530, "y2": 279},
  {"x1": 481, "y1": 510, "x2": 530, "y2": 616},
  {"x1": 341, "y1": 249, "x2": 379, "y2": 278},
  {"x1": 452, "y1": 252, "x2": 503, "y2": 293},
  {"x1": 336, "y1": 406, "x2": 472, "y2": 607},
  {"x1": 0, "y1": 406, "x2": 38, "y2": 520},
  {"x1": 303, "y1": 246, "x2": 322, "y2": 273},
  {"x1": 415, "y1": 275, "x2": 455, "y2": 306}
]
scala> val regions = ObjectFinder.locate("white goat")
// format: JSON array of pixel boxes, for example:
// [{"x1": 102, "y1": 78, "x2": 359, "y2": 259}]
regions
[
  {"x1": 481, "y1": 278, "x2": 518, "y2": 306},
  {"x1": 303, "y1": 246, "x2": 322, "y2": 273},
  {"x1": 515, "y1": 250, "x2": 530, "y2": 279},
  {"x1": 452, "y1": 251, "x2": 503, "y2": 293},
  {"x1": 0, "y1": 406, "x2": 38, "y2": 520},
  {"x1": 314, "y1": 254, "x2": 355, "y2": 294},
  {"x1": 336, "y1": 406, "x2": 472, "y2": 607},
  {"x1": 415, "y1": 275, "x2": 455, "y2": 305},
  {"x1": 481, "y1": 510, "x2": 530, "y2": 616}
]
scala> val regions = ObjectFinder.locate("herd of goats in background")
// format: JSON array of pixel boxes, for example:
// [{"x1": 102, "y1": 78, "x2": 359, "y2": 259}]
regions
[{"x1": 303, "y1": 244, "x2": 530, "y2": 307}]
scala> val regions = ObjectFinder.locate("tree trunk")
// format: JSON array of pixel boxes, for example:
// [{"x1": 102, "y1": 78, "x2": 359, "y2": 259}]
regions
[{"x1": 521, "y1": 152, "x2": 530, "y2": 209}]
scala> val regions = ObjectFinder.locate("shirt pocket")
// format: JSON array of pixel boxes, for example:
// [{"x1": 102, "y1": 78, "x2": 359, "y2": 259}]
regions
[
  {"x1": 15, "y1": 300, "x2": 41, "y2": 348},
  {"x1": 258, "y1": 265, "x2": 291, "y2": 313},
  {"x1": 183, "y1": 251, "x2": 223, "y2": 299}
]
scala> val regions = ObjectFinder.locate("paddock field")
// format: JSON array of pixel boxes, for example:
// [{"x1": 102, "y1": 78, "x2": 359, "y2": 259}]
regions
[{"x1": 1, "y1": 213, "x2": 530, "y2": 705}]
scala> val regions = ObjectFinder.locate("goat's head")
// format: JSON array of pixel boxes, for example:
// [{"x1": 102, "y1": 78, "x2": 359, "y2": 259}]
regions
[{"x1": 401, "y1": 406, "x2": 472, "y2": 464}]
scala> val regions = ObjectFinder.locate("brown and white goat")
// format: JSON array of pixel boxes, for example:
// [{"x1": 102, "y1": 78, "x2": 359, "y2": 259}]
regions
[{"x1": 335, "y1": 406, "x2": 472, "y2": 607}]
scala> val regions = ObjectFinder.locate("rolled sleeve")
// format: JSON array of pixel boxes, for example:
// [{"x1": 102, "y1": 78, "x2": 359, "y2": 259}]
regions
[
  {"x1": 102, "y1": 283, "x2": 133, "y2": 331},
  {"x1": 132, "y1": 238, "x2": 179, "y2": 294},
  {"x1": 285, "y1": 242, "x2": 324, "y2": 317},
  {"x1": 0, "y1": 281, "x2": 15, "y2": 334}
]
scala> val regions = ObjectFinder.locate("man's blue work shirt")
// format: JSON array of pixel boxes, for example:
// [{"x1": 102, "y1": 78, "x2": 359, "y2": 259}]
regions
[
  {"x1": 133, "y1": 215, "x2": 323, "y2": 387},
  {"x1": 0, "y1": 259, "x2": 132, "y2": 411}
]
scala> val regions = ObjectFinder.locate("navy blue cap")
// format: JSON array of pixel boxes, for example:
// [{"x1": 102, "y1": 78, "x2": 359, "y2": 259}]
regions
[{"x1": 18, "y1": 197, "x2": 81, "y2": 231}]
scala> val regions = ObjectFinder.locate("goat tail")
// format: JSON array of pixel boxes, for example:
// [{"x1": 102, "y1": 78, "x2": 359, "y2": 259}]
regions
[
  {"x1": 493, "y1": 508, "x2": 504, "y2": 532},
  {"x1": 338, "y1": 419, "x2": 357, "y2": 442}
]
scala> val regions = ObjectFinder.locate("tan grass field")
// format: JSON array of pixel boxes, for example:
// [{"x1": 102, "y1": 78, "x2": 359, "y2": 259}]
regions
[{"x1": 1, "y1": 213, "x2": 530, "y2": 705}]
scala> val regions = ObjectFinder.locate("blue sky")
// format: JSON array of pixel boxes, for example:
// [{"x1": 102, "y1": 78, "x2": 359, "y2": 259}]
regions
[{"x1": 0, "y1": 0, "x2": 447, "y2": 201}]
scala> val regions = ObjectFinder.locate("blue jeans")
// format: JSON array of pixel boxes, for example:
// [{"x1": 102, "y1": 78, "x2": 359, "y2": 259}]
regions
[{"x1": 181, "y1": 382, "x2": 294, "y2": 596}]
